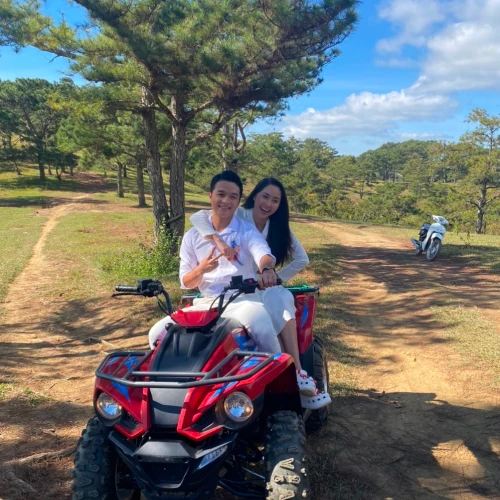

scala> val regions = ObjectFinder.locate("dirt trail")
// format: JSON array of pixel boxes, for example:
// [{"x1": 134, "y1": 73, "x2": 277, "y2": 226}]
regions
[{"x1": 312, "y1": 221, "x2": 500, "y2": 499}]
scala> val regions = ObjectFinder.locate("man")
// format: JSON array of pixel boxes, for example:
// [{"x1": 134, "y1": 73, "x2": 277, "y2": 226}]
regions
[{"x1": 149, "y1": 170, "x2": 281, "y2": 352}]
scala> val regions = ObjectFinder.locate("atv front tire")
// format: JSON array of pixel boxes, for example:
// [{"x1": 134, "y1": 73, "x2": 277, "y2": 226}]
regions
[
  {"x1": 265, "y1": 411, "x2": 310, "y2": 500},
  {"x1": 305, "y1": 337, "x2": 329, "y2": 432},
  {"x1": 72, "y1": 417, "x2": 141, "y2": 500}
]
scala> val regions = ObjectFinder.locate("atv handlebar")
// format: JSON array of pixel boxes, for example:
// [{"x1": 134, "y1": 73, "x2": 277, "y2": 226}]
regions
[
  {"x1": 115, "y1": 285, "x2": 139, "y2": 293},
  {"x1": 113, "y1": 279, "x2": 173, "y2": 315}
]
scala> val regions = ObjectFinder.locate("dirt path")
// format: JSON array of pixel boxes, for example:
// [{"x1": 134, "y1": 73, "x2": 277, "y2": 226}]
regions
[{"x1": 312, "y1": 221, "x2": 500, "y2": 499}]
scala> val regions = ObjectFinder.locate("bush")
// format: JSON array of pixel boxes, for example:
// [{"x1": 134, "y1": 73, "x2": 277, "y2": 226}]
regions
[{"x1": 100, "y1": 229, "x2": 180, "y2": 283}]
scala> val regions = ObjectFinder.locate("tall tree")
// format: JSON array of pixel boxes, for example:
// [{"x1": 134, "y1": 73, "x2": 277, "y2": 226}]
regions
[
  {"x1": 2, "y1": 0, "x2": 358, "y2": 237},
  {"x1": 460, "y1": 108, "x2": 500, "y2": 234},
  {"x1": 0, "y1": 78, "x2": 74, "y2": 181}
]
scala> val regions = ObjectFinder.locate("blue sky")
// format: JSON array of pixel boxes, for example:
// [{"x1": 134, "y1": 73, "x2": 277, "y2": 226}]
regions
[{"x1": 1, "y1": 0, "x2": 499, "y2": 156}]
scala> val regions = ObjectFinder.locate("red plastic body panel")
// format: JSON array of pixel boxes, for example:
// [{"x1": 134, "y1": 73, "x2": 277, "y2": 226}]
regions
[
  {"x1": 295, "y1": 294, "x2": 317, "y2": 354},
  {"x1": 95, "y1": 354, "x2": 153, "y2": 439},
  {"x1": 171, "y1": 307, "x2": 219, "y2": 328},
  {"x1": 94, "y1": 290, "x2": 318, "y2": 441},
  {"x1": 177, "y1": 350, "x2": 295, "y2": 441}
]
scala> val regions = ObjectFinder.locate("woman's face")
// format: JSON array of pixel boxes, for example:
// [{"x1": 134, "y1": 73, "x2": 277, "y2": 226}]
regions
[{"x1": 253, "y1": 185, "x2": 282, "y2": 220}]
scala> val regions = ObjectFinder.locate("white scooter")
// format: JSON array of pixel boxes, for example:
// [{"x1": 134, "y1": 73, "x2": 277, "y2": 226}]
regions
[{"x1": 410, "y1": 215, "x2": 449, "y2": 261}]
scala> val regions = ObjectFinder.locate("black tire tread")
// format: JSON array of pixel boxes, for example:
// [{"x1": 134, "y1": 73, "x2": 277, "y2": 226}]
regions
[
  {"x1": 72, "y1": 417, "x2": 140, "y2": 500},
  {"x1": 265, "y1": 411, "x2": 310, "y2": 500}
]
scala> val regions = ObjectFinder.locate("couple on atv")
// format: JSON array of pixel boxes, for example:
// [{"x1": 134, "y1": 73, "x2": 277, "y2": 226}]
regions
[{"x1": 149, "y1": 170, "x2": 331, "y2": 410}]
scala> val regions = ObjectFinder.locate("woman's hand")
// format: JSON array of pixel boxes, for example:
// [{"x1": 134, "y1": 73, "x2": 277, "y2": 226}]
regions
[{"x1": 213, "y1": 235, "x2": 239, "y2": 261}]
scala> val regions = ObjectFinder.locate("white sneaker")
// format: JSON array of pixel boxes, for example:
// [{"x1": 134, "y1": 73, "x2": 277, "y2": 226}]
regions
[
  {"x1": 301, "y1": 389, "x2": 332, "y2": 410},
  {"x1": 296, "y1": 370, "x2": 316, "y2": 397}
]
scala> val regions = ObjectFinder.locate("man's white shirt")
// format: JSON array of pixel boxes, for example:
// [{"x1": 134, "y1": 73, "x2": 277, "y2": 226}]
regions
[{"x1": 179, "y1": 215, "x2": 274, "y2": 297}]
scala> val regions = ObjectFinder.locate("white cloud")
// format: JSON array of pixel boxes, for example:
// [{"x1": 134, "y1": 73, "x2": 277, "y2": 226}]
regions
[
  {"x1": 395, "y1": 132, "x2": 450, "y2": 141},
  {"x1": 415, "y1": 21, "x2": 500, "y2": 92},
  {"x1": 376, "y1": 0, "x2": 448, "y2": 53},
  {"x1": 281, "y1": 90, "x2": 456, "y2": 140},
  {"x1": 378, "y1": 0, "x2": 500, "y2": 92},
  {"x1": 280, "y1": 0, "x2": 500, "y2": 149}
]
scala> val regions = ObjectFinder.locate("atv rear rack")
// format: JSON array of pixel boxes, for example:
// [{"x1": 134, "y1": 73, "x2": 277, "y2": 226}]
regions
[{"x1": 95, "y1": 349, "x2": 276, "y2": 389}]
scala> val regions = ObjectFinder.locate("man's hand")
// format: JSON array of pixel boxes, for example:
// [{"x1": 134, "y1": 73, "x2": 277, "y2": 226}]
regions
[
  {"x1": 199, "y1": 246, "x2": 223, "y2": 274},
  {"x1": 257, "y1": 268, "x2": 278, "y2": 289}
]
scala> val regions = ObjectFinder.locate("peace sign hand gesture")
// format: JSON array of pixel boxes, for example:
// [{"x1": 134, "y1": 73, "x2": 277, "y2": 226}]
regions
[{"x1": 198, "y1": 246, "x2": 223, "y2": 274}]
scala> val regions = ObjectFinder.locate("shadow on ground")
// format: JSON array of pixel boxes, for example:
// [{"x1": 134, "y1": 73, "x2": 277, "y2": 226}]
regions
[{"x1": 316, "y1": 390, "x2": 500, "y2": 499}]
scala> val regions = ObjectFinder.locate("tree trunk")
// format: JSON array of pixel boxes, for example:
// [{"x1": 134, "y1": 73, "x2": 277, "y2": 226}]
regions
[
  {"x1": 56, "y1": 166, "x2": 62, "y2": 181},
  {"x1": 222, "y1": 123, "x2": 230, "y2": 170},
  {"x1": 169, "y1": 94, "x2": 188, "y2": 236},
  {"x1": 136, "y1": 157, "x2": 147, "y2": 208},
  {"x1": 37, "y1": 150, "x2": 46, "y2": 182},
  {"x1": 117, "y1": 161, "x2": 124, "y2": 198},
  {"x1": 141, "y1": 87, "x2": 169, "y2": 241},
  {"x1": 474, "y1": 181, "x2": 488, "y2": 234},
  {"x1": 123, "y1": 164, "x2": 127, "y2": 178},
  {"x1": 69, "y1": 165, "x2": 74, "y2": 176}
]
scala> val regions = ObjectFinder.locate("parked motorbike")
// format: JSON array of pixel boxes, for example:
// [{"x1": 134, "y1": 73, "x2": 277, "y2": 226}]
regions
[{"x1": 411, "y1": 215, "x2": 449, "y2": 261}]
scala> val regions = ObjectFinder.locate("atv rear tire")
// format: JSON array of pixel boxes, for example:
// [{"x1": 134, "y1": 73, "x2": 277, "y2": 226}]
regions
[
  {"x1": 305, "y1": 337, "x2": 329, "y2": 432},
  {"x1": 265, "y1": 411, "x2": 310, "y2": 500},
  {"x1": 72, "y1": 417, "x2": 141, "y2": 500}
]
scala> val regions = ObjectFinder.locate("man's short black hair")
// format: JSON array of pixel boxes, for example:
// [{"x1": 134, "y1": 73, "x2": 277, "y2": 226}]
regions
[{"x1": 209, "y1": 170, "x2": 243, "y2": 198}]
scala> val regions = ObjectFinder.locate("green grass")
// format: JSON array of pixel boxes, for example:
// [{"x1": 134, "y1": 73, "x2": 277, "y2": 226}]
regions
[
  {"x1": 0, "y1": 383, "x2": 12, "y2": 400},
  {"x1": 21, "y1": 387, "x2": 52, "y2": 407},
  {"x1": 43, "y1": 211, "x2": 157, "y2": 297},
  {"x1": 434, "y1": 305, "x2": 500, "y2": 385},
  {"x1": 0, "y1": 207, "x2": 47, "y2": 309},
  {"x1": 0, "y1": 166, "x2": 84, "y2": 206}
]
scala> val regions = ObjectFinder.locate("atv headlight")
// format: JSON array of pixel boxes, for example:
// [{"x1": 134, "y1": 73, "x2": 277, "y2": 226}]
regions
[
  {"x1": 96, "y1": 393, "x2": 123, "y2": 420},
  {"x1": 223, "y1": 392, "x2": 253, "y2": 422}
]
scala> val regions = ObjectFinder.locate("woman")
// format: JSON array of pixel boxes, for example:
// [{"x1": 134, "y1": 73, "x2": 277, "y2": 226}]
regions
[{"x1": 190, "y1": 177, "x2": 330, "y2": 410}]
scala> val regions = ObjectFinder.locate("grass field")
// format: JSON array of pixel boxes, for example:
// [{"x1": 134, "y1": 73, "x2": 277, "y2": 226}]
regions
[{"x1": 0, "y1": 207, "x2": 47, "y2": 311}]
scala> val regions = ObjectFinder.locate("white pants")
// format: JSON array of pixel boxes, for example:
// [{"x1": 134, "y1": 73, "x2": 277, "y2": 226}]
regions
[
  {"x1": 255, "y1": 285, "x2": 296, "y2": 333},
  {"x1": 148, "y1": 294, "x2": 281, "y2": 353}
]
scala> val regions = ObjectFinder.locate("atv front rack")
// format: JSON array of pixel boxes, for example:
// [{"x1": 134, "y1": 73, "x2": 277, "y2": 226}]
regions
[{"x1": 95, "y1": 349, "x2": 276, "y2": 389}]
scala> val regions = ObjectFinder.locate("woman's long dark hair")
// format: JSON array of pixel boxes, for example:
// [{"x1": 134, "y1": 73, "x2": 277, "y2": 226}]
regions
[{"x1": 242, "y1": 177, "x2": 292, "y2": 267}]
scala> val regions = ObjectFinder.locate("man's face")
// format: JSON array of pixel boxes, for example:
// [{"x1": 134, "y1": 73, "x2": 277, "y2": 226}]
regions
[{"x1": 209, "y1": 180, "x2": 241, "y2": 220}]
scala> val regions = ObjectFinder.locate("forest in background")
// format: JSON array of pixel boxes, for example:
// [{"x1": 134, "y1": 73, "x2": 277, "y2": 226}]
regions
[{"x1": 1, "y1": 77, "x2": 499, "y2": 235}]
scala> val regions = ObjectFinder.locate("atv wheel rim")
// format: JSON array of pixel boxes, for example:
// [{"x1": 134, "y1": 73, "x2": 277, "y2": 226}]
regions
[{"x1": 115, "y1": 457, "x2": 138, "y2": 500}]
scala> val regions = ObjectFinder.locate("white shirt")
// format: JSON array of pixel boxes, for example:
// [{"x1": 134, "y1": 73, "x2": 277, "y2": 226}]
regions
[
  {"x1": 180, "y1": 214, "x2": 274, "y2": 297},
  {"x1": 190, "y1": 207, "x2": 309, "y2": 282}
]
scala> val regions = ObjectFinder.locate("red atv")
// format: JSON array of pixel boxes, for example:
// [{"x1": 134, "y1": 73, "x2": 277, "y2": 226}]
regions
[{"x1": 72, "y1": 276, "x2": 329, "y2": 500}]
